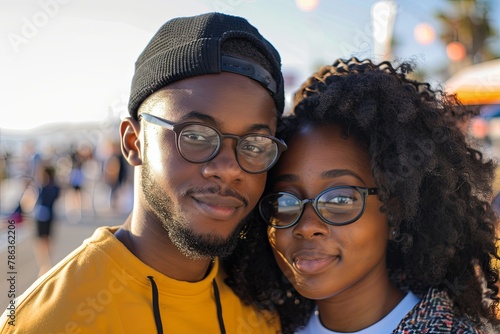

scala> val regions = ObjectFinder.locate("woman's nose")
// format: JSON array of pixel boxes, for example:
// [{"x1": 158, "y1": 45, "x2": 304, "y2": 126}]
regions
[{"x1": 292, "y1": 204, "x2": 330, "y2": 239}]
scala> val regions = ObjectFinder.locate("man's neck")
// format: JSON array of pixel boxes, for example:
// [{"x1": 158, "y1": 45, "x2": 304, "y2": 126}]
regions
[{"x1": 115, "y1": 214, "x2": 214, "y2": 282}]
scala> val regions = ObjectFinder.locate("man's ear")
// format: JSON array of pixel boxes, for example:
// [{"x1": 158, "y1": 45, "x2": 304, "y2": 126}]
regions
[{"x1": 120, "y1": 117, "x2": 142, "y2": 166}]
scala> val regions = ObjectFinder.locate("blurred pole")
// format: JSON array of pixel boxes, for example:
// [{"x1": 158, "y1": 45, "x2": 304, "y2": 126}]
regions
[{"x1": 371, "y1": 0, "x2": 397, "y2": 63}]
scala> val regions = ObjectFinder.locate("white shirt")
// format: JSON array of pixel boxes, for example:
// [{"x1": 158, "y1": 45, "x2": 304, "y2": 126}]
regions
[{"x1": 297, "y1": 291, "x2": 420, "y2": 334}]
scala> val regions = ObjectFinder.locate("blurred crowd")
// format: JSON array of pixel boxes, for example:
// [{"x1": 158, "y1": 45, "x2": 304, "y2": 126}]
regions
[{"x1": 0, "y1": 135, "x2": 134, "y2": 224}]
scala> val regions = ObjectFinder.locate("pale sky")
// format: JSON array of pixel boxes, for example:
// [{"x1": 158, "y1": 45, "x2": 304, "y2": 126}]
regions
[{"x1": 1, "y1": 0, "x2": 499, "y2": 133}]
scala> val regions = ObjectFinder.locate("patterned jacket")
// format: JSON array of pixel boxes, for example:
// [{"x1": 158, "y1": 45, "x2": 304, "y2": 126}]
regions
[{"x1": 394, "y1": 288, "x2": 496, "y2": 333}]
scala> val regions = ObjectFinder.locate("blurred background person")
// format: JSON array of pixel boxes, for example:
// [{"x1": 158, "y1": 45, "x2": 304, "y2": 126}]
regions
[
  {"x1": 101, "y1": 139, "x2": 130, "y2": 212},
  {"x1": 33, "y1": 164, "x2": 61, "y2": 277},
  {"x1": 64, "y1": 141, "x2": 94, "y2": 223}
]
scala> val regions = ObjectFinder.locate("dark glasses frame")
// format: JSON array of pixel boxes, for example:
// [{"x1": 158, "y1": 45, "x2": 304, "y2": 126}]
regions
[
  {"x1": 139, "y1": 112, "x2": 287, "y2": 174},
  {"x1": 259, "y1": 186, "x2": 378, "y2": 228}
]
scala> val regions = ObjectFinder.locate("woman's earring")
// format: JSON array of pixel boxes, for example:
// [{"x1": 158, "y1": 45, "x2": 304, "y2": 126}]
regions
[
  {"x1": 391, "y1": 227, "x2": 403, "y2": 242},
  {"x1": 239, "y1": 222, "x2": 249, "y2": 240}
]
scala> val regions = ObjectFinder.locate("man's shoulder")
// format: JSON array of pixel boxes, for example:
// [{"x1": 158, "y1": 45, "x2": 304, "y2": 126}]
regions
[{"x1": 0, "y1": 226, "x2": 125, "y2": 333}]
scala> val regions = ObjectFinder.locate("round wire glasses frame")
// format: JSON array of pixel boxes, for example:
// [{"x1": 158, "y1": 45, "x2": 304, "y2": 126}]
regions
[
  {"x1": 259, "y1": 186, "x2": 378, "y2": 228},
  {"x1": 139, "y1": 112, "x2": 287, "y2": 174}
]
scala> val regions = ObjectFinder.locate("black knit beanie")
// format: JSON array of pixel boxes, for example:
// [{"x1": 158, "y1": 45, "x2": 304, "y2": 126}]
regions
[{"x1": 128, "y1": 12, "x2": 284, "y2": 119}]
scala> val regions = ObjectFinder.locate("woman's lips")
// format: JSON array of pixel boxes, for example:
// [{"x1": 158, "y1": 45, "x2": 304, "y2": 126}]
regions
[
  {"x1": 192, "y1": 194, "x2": 244, "y2": 220},
  {"x1": 292, "y1": 250, "x2": 338, "y2": 275}
]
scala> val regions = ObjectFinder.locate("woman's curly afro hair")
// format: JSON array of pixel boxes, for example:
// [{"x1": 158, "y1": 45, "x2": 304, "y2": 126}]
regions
[{"x1": 223, "y1": 57, "x2": 500, "y2": 333}]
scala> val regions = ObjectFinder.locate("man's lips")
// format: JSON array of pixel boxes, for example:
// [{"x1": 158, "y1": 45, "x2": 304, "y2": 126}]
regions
[
  {"x1": 292, "y1": 250, "x2": 339, "y2": 275},
  {"x1": 191, "y1": 193, "x2": 245, "y2": 219}
]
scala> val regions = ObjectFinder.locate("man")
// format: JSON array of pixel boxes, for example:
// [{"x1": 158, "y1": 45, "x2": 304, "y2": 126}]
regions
[{"x1": 0, "y1": 12, "x2": 285, "y2": 333}]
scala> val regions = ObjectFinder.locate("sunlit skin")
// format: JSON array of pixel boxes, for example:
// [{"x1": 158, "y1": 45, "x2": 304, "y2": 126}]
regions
[
  {"x1": 116, "y1": 72, "x2": 277, "y2": 282},
  {"x1": 268, "y1": 123, "x2": 404, "y2": 332}
]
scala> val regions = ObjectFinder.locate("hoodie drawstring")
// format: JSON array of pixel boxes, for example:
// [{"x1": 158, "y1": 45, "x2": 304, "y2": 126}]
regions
[
  {"x1": 212, "y1": 278, "x2": 226, "y2": 334},
  {"x1": 147, "y1": 276, "x2": 164, "y2": 334},
  {"x1": 147, "y1": 276, "x2": 226, "y2": 334}
]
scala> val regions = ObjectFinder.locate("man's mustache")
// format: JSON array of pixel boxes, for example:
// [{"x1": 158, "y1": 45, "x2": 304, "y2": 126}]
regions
[{"x1": 185, "y1": 186, "x2": 249, "y2": 207}]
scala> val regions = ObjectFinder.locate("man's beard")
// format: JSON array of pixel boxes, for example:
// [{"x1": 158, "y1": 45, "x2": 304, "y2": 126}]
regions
[{"x1": 141, "y1": 160, "x2": 247, "y2": 260}]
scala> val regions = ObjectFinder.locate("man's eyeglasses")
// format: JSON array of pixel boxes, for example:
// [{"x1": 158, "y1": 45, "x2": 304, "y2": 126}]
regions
[
  {"x1": 139, "y1": 112, "x2": 287, "y2": 174},
  {"x1": 259, "y1": 186, "x2": 378, "y2": 228}
]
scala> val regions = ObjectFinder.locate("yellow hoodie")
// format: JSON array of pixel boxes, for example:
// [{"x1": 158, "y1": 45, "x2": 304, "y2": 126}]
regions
[{"x1": 0, "y1": 226, "x2": 280, "y2": 334}]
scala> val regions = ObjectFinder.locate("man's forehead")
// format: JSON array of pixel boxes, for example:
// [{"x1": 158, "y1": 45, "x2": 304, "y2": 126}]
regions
[{"x1": 140, "y1": 73, "x2": 276, "y2": 116}]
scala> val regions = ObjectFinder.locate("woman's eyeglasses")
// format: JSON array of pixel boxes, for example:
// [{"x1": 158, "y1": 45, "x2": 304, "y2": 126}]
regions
[
  {"x1": 259, "y1": 186, "x2": 378, "y2": 228},
  {"x1": 140, "y1": 112, "x2": 287, "y2": 174}
]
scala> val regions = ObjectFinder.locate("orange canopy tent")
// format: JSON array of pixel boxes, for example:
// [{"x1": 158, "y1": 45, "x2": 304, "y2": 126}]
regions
[{"x1": 445, "y1": 58, "x2": 500, "y2": 106}]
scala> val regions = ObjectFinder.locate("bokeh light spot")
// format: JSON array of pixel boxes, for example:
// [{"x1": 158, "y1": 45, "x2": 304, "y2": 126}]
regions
[
  {"x1": 446, "y1": 41, "x2": 467, "y2": 62},
  {"x1": 414, "y1": 23, "x2": 436, "y2": 45},
  {"x1": 296, "y1": 0, "x2": 320, "y2": 12}
]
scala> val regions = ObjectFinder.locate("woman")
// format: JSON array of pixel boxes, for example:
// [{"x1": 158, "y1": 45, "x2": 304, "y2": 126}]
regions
[{"x1": 224, "y1": 58, "x2": 500, "y2": 333}]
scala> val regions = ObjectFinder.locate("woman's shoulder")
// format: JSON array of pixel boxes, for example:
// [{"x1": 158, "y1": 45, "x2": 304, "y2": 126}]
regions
[{"x1": 395, "y1": 288, "x2": 492, "y2": 333}]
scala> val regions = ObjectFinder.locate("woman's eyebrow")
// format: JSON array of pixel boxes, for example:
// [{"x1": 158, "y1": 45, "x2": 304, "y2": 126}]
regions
[
  {"x1": 321, "y1": 169, "x2": 366, "y2": 183},
  {"x1": 273, "y1": 174, "x2": 300, "y2": 183},
  {"x1": 273, "y1": 169, "x2": 366, "y2": 184}
]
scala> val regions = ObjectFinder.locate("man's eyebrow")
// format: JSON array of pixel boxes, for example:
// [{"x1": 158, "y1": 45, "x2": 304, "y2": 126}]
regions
[
  {"x1": 179, "y1": 111, "x2": 273, "y2": 134},
  {"x1": 321, "y1": 169, "x2": 365, "y2": 183},
  {"x1": 178, "y1": 111, "x2": 216, "y2": 123},
  {"x1": 246, "y1": 124, "x2": 273, "y2": 134}
]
